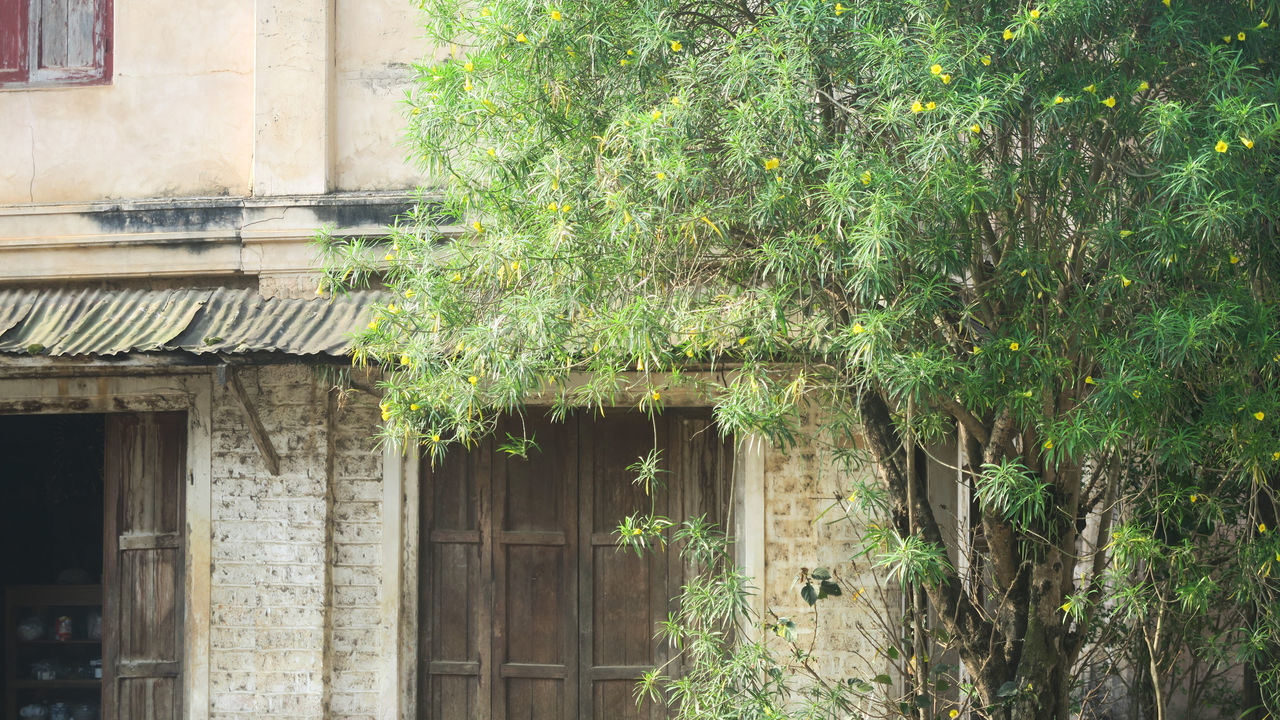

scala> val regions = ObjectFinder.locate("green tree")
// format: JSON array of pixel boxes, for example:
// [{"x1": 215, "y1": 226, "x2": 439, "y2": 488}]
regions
[{"x1": 321, "y1": 0, "x2": 1280, "y2": 717}]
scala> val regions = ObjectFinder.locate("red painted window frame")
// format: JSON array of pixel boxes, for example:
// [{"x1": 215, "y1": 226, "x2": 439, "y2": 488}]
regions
[{"x1": 0, "y1": 0, "x2": 112, "y2": 88}]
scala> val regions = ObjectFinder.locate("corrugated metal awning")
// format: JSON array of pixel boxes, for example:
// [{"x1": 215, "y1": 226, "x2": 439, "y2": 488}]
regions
[{"x1": 0, "y1": 288, "x2": 378, "y2": 357}]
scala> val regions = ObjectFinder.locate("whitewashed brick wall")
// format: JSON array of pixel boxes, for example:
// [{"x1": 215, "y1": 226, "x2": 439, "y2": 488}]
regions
[
  {"x1": 207, "y1": 365, "x2": 385, "y2": 720},
  {"x1": 760, "y1": 415, "x2": 897, "y2": 685}
]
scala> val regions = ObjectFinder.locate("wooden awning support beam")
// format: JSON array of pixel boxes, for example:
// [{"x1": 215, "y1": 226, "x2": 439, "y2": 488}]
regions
[{"x1": 224, "y1": 365, "x2": 282, "y2": 476}]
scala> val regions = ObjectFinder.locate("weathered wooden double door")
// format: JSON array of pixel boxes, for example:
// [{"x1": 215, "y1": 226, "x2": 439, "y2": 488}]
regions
[{"x1": 419, "y1": 411, "x2": 731, "y2": 720}]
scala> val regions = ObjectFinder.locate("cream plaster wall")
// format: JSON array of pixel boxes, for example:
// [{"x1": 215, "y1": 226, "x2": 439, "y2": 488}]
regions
[
  {"x1": 0, "y1": 0, "x2": 255, "y2": 204},
  {"x1": 0, "y1": 0, "x2": 431, "y2": 206},
  {"x1": 333, "y1": 0, "x2": 435, "y2": 192}
]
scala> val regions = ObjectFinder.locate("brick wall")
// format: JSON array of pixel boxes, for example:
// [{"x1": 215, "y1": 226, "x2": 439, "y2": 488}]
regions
[
  {"x1": 759, "y1": 414, "x2": 898, "y2": 686},
  {"x1": 207, "y1": 365, "x2": 385, "y2": 720}
]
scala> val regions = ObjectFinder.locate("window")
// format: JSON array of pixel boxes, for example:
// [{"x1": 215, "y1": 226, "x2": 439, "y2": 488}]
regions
[
  {"x1": 418, "y1": 411, "x2": 732, "y2": 720},
  {"x1": 0, "y1": 0, "x2": 111, "y2": 87}
]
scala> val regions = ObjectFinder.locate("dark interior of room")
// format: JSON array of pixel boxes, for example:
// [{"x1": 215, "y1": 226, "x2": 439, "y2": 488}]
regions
[{"x1": 0, "y1": 413, "x2": 105, "y2": 720}]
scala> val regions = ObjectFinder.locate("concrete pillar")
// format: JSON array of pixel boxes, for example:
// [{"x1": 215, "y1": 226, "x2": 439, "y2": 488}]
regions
[{"x1": 253, "y1": 0, "x2": 334, "y2": 195}]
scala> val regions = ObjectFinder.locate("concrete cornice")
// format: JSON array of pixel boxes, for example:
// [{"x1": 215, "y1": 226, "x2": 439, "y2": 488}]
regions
[{"x1": 0, "y1": 191, "x2": 423, "y2": 284}]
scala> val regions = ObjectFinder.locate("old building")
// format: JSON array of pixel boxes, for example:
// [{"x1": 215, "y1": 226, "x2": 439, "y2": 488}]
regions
[{"x1": 0, "y1": 2, "x2": 884, "y2": 719}]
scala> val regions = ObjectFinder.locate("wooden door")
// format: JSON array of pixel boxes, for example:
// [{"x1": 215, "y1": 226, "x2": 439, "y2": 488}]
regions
[
  {"x1": 103, "y1": 412, "x2": 186, "y2": 720},
  {"x1": 420, "y1": 411, "x2": 731, "y2": 720}
]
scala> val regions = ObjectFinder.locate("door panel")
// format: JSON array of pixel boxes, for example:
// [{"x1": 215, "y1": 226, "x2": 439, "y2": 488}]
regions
[
  {"x1": 420, "y1": 411, "x2": 731, "y2": 720},
  {"x1": 103, "y1": 412, "x2": 186, "y2": 720}
]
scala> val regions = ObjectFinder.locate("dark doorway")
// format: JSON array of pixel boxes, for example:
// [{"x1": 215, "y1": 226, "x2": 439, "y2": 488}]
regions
[{"x1": 0, "y1": 413, "x2": 106, "y2": 720}]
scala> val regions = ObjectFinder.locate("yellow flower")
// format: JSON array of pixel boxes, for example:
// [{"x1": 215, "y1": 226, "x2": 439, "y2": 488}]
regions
[
  {"x1": 861, "y1": 170, "x2": 871, "y2": 185},
  {"x1": 400, "y1": 354, "x2": 411, "y2": 365},
  {"x1": 1230, "y1": 255, "x2": 1240, "y2": 264},
  {"x1": 739, "y1": 336, "x2": 749, "y2": 345},
  {"x1": 1102, "y1": 95, "x2": 1116, "y2": 108},
  {"x1": 670, "y1": 96, "x2": 681, "y2": 106},
  {"x1": 472, "y1": 220, "x2": 484, "y2": 233},
  {"x1": 627, "y1": 49, "x2": 635, "y2": 55},
  {"x1": 1132, "y1": 390, "x2": 1142, "y2": 398},
  {"x1": 487, "y1": 147, "x2": 497, "y2": 157},
  {"x1": 1255, "y1": 411, "x2": 1265, "y2": 421},
  {"x1": 480, "y1": 6, "x2": 492, "y2": 16},
  {"x1": 468, "y1": 375, "x2": 478, "y2": 385},
  {"x1": 430, "y1": 433, "x2": 440, "y2": 442},
  {"x1": 1022, "y1": 390, "x2": 1033, "y2": 398},
  {"x1": 620, "y1": 58, "x2": 628, "y2": 66},
  {"x1": 1273, "y1": 451, "x2": 1279, "y2": 461},
  {"x1": 1241, "y1": 136, "x2": 1254, "y2": 149},
  {"x1": 981, "y1": 55, "x2": 992, "y2": 66},
  {"x1": 655, "y1": 171, "x2": 666, "y2": 180},
  {"x1": 764, "y1": 157, "x2": 780, "y2": 170},
  {"x1": 464, "y1": 61, "x2": 474, "y2": 72},
  {"x1": 1085, "y1": 375, "x2": 1095, "y2": 385},
  {"x1": 941, "y1": 73, "x2": 951, "y2": 84},
  {"x1": 1054, "y1": 95, "x2": 1065, "y2": 104},
  {"x1": 385, "y1": 252, "x2": 395, "y2": 261},
  {"x1": 1222, "y1": 35, "x2": 1231, "y2": 43},
  {"x1": 463, "y1": 79, "x2": 473, "y2": 91},
  {"x1": 1020, "y1": 269, "x2": 1027, "y2": 277},
  {"x1": 1084, "y1": 84, "x2": 1096, "y2": 93},
  {"x1": 516, "y1": 33, "x2": 527, "y2": 42},
  {"x1": 670, "y1": 40, "x2": 682, "y2": 52},
  {"x1": 1003, "y1": 28, "x2": 1014, "y2": 40},
  {"x1": 835, "y1": 3, "x2": 844, "y2": 15},
  {"x1": 405, "y1": 289, "x2": 415, "y2": 298},
  {"x1": 1215, "y1": 140, "x2": 1229, "y2": 153},
  {"x1": 550, "y1": 9, "x2": 561, "y2": 21},
  {"x1": 1238, "y1": 31, "x2": 1245, "y2": 41},
  {"x1": 547, "y1": 201, "x2": 558, "y2": 211},
  {"x1": 651, "y1": 391, "x2": 661, "y2": 401},
  {"x1": 911, "y1": 100, "x2": 924, "y2": 113},
  {"x1": 931, "y1": 63, "x2": 943, "y2": 75},
  {"x1": 950, "y1": 711, "x2": 960, "y2": 720},
  {"x1": 1258, "y1": 20, "x2": 1269, "y2": 29},
  {"x1": 651, "y1": 109, "x2": 663, "y2": 120},
  {"x1": 1121, "y1": 276, "x2": 1132, "y2": 287},
  {"x1": 387, "y1": 303, "x2": 397, "y2": 314},
  {"x1": 1009, "y1": 341, "x2": 1020, "y2": 351},
  {"x1": 409, "y1": 403, "x2": 420, "y2": 411},
  {"x1": 971, "y1": 123, "x2": 981, "y2": 133},
  {"x1": 1162, "y1": 0, "x2": 1169, "y2": 5},
  {"x1": 1137, "y1": 80, "x2": 1149, "y2": 92},
  {"x1": 560, "y1": 203, "x2": 570, "y2": 213},
  {"x1": 367, "y1": 320, "x2": 378, "y2": 330},
  {"x1": 926, "y1": 101, "x2": 936, "y2": 110},
  {"x1": 1190, "y1": 494, "x2": 1198, "y2": 503},
  {"x1": 1261, "y1": 523, "x2": 1269, "y2": 534},
  {"x1": 1043, "y1": 439, "x2": 1053, "y2": 449},
  {"x1": 451, "y1": 272, "x2": 462, "y2": 282},
  {"x1": 1030, "y1": 8, "x2": 1040, "y2": 19},
  {"x1": 852, "y1": 323, "x2": 866, "y2": 334}
]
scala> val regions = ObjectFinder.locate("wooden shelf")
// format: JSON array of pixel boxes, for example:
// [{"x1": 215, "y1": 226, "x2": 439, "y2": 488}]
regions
[
  {"x1": 9, "y1": 680, "x2": 100, "y2": 690},
  {"x1": 5, "y1": 585, "x2": 104, "y2": 720},
  {"x1": 15, "y1": 640, "x2": 102, "y2": 646}
]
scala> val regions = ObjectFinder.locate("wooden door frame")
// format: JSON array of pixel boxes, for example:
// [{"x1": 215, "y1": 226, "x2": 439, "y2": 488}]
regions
[
  {"x1": 397, "y1": 402, "x2": 768, "y2": 720},
  {"x1": 0, "y1": 372, "x2": 214, "y2": 720}
]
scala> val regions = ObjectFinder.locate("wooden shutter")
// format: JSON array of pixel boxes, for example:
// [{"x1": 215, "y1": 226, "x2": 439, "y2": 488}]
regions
[
  {"x1": 28, "y1": 0, "x2": 109, "y2": 83},
  {"x1": 579, "y1": 413, "x2": 669, "y2": 720},
  {"x1": 0, "y1": 0, "x2": 27, "y2": 82},
  {"x1": 420, "y1": 436, "x2": 492, "y2": 719},
  {"x1": 493, "y1": 414, "x2": 578, "y2": 720},
  {"x1": 103, "y1": 412, "x2": 186, "y2": 720}
]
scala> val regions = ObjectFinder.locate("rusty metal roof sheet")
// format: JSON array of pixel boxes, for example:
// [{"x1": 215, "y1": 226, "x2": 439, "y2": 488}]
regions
[{"x1": 0, "y1": 288, "x2": 378, "y2": 357}]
